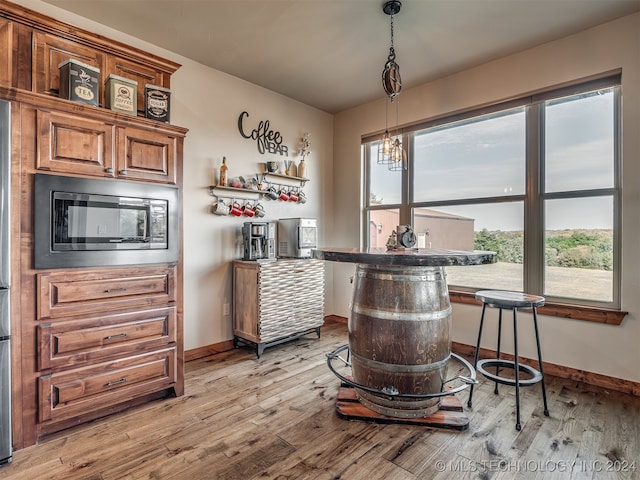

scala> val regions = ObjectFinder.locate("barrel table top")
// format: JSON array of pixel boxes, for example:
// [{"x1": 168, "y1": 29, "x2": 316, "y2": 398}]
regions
[{"x1": 312, "y1": 247, "x2": 495, "y2": 267}]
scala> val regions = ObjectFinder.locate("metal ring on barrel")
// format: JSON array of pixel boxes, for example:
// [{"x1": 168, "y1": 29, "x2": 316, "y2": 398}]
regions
[{"x1": 326, "y1": 344, "x2": 477, "y2": 400}]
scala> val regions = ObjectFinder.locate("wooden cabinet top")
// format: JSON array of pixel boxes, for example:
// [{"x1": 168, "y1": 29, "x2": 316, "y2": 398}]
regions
[{"x1": 0, "y1": 0, "x2": 181, "y2": 77}]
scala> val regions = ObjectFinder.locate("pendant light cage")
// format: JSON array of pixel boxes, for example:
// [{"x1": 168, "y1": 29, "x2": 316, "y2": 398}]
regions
[{"x1": 379, "y1": 0, "x2": 406, "y2": 170}]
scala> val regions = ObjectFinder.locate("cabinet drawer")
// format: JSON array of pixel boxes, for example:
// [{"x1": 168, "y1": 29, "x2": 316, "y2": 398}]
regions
[
  {"x1": 39, "y1": 347, "x2": 176, "y2": 423},
  {"x1": 36, "y1": 108, "x2": 115, "y2": 176},
  {"x1": 38, "y1": 306, "x2": 176, "y2": 370},
  {"x1": 37, "y1": 266, "x2": 176, "y2": 320},
  {"x1": 116, "y1": 125, "x2": 177, "y2": 184}
]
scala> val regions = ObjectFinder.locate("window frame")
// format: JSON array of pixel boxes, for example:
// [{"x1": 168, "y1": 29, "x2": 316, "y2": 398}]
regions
[{"x1": 362, "y1": 73, "x2": 622, "y2": 313}]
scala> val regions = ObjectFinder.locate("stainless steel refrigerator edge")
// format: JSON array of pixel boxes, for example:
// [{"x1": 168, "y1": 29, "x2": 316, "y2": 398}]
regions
[{"x1": 0, "y1": 99, "x2": 12, "y2": 465}]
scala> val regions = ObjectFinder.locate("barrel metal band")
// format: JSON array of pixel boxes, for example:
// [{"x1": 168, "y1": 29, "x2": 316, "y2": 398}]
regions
[
  {"x1": 351, "y1": 304, "x2": 451, "y2": 321},
  {"x1": 357, "y1": 271, "x2": 443, "y2": 282},
  {"x1": 351, "y1": 350, "x2": 450, "y2": 373}
]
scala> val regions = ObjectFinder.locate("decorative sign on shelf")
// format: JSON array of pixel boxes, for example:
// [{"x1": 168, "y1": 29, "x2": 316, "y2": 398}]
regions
[{"x1": 238, "y1": 111, "x2": 289, "y2": 156}]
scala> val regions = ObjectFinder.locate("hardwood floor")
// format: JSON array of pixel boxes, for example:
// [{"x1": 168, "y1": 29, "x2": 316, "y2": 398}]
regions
[{"x1": 3, "y1": 321, "x2": 639, "y2": 480}]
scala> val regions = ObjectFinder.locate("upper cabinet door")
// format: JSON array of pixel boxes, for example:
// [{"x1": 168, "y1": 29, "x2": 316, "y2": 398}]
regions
[
  {"x1": 116, "y1": 125, "x2": 177, "y2": 184},
  {"x1": 32, "y1": 31, "x2": 104, "y2": 99},
  {"x1": 36, "y1": 108, "x2": 116, "y2": 177},
  {"x1": 0, "y1": 19, "x2": 12, "y2": 87}
]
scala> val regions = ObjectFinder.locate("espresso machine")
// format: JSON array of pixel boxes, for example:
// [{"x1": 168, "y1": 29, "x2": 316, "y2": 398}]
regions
[{"x1": 242, "y1": 222, "x2": 276, "y2": 260}]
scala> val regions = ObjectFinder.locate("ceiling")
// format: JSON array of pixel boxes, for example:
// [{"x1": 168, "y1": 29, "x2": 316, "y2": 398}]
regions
[{"x1": 45, "y1": 0, "x2": 640, "y2": 114}]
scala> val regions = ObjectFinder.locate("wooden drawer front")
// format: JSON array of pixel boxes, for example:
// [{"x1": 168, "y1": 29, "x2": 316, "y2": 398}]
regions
[
  {"x1": 106, "y1": 56, "x2": 167, "y2": 116},
  {"x1": 37, "y1": 266, "x2": 176, "y2": 320},
  {"x1": 38, "y1": 306, "x2": 176, "y2": 370},
  {"x1": 39, "y1": 348, "x2": 176, "y2": 423},
  {"x1": 36, "y1": 108, "x2": 115, "y2": 175},
  {"x1": 32, "y1": 31, "x2": 104, "y2": 97},
  {"x1": 116, "y1": 126, "x2": 177, "y2": 184}
]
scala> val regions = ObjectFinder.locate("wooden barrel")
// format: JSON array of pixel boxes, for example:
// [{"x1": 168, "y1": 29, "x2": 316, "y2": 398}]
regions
[{"x1": 349, "y1": 264, "x2": 451, "y2": 418}]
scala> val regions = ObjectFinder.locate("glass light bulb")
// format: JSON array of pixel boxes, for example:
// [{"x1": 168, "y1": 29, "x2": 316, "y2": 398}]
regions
[
  {"x1": 382, "y1": 132, "x2": 392, "y2": 155},
  {"x1": 392, "y1": 138, "x2": 402, "y2": 162}
]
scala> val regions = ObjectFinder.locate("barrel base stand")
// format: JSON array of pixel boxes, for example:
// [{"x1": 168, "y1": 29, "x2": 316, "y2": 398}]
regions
[
  {"x1": 335, "y1": 383, "x2": 470, "y2": 430},
  {"x1": 327, "y1": 345, "x2": 476, "y2": 431}
]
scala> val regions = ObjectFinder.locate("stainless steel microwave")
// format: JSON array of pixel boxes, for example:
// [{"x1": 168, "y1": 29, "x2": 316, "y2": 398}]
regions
[
  {"x1": 277, "y1": 218, "x2": 317, "y2": 258},
  {"x1": 34, "y1": 174, "x2": 179, "y2": 269}
]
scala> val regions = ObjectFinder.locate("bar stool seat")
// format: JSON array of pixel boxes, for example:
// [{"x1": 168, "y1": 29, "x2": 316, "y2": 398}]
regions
[{"x1": 467, "y1": 290, "x2": 549, "y2": 430}]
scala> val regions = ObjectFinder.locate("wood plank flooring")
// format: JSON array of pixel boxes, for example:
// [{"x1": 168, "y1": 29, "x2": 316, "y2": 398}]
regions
[{"x1": 2, "y1": 321, "x2": 639, "y2": 480}]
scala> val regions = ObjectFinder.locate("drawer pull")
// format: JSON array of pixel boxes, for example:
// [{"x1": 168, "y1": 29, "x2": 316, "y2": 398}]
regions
[
  {"x1": 105, "y1": 287, "x2": 127, "y2": 293},
  {"x1": 106, "y1": 378, "x2": 127, "y2": 387},
  {"x1": 105, "y1": 333, "x2": 128, "y2": 340}
]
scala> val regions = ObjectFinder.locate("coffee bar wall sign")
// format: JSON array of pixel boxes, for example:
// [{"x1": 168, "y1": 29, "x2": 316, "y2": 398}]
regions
[{"x1": 238, "y1": 111, "x2": 289, "y2": 156}]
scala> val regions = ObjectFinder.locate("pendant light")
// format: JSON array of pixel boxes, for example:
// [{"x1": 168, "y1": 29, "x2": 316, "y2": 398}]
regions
[{"x1": 378, "y1": 0, "x2": 406, "y2": 170}]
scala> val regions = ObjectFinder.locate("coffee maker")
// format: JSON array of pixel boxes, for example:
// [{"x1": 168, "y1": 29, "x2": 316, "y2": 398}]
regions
[{"x1": 242, "y1": 222, "x2": 276, "y2": 260}]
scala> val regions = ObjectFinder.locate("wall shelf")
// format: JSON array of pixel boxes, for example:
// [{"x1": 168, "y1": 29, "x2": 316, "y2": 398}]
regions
[
  {"x1": 263, "y1": 173, "x2": 309, "y2": 188},
  {"x1": 209, "y1": 185, "x2": 261, "y2": 201}
]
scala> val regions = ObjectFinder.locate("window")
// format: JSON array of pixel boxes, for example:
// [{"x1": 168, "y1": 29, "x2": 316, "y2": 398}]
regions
[{"x1": 362, "y1": 75, "x2": 621, "y2": 309}]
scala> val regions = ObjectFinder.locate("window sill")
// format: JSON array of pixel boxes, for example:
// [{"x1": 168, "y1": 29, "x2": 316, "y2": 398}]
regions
[{"x1": 449, "y1": 290, "x2": 627, "y2": 325}]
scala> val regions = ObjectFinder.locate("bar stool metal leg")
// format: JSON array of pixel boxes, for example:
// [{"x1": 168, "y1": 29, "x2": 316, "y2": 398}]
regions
[
  {"x1": 467, "y1": 303, "x2": 487, "y2": 408},
  {"x1": 494, "y1": 308, "x2": 503, "y2": 395},
  {"x1": 513, "y1": 308, "x2": 522, "y2": 430},
  {"x1": 532, "y1": 307, "x2": 550, "y2": 416}
]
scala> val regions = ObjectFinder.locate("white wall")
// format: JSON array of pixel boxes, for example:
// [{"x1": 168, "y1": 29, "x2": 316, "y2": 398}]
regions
[
  {"x1": 14, "y1": 0, "x2": 335, "y2": 351},
  {"x1": 333, "y1": 13, "x2": 640, "y2": 383}
]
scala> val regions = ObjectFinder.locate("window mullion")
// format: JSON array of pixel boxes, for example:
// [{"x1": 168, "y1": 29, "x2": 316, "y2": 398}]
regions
[
  {"x1": 400, "y1": 132, "x2": 412, "y2": 225},
  {"x1": 524, "y1": 103, "x2": 543, "y2": 295}
]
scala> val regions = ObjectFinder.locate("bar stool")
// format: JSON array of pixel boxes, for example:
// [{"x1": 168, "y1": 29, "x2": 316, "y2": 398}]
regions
[{"x1": 467, "y1": 290, "x2": 549, "y2": 430}]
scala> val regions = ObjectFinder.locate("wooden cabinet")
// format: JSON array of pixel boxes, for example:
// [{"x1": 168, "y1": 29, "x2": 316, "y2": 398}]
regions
[
  {"x1": 115, "y1": 124, "x2": 177, "y2": 184},
  {"x1": 0, "y1": 0, "x2": 187, "y2": 450},
  {"x1": 38, "y1": 347, "x2": 176, "y2": 423},
  {"x1": 36, "y1": 266, "x2": 176, "y2": 320},
  {"x1": 35, "y1": 106, "x2": 179, "y2": 183},
  {"x1": 32, "y1": 30, "x2": 105, "y2": 98},
  {"x1": 37, "y1": 307, "x2": 176, "y2": 370},
  {"x1": 233, "y1": 259, "x2": 325, "y2": 357},
  {"x1": 0, "y1": 18, "x2": 11, "y2": 87},
  {"x1": 36, "y1": 108, "x2": 115, "y2": 176},
  {"x1": 35, "y1": 265, "x2": 179, "y2": 429}
]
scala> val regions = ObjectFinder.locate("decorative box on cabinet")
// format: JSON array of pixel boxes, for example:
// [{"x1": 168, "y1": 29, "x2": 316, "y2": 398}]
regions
[
  {"x1": 233, "y1": 259, "x2": 325, "y2": 357},
  {"x1": 106, "y1": 56, "x2": 168, "y2": 117}
]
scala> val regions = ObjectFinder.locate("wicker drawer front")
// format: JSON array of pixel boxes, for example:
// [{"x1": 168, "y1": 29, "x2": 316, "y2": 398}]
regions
[
  {"x1": 39, "y1": 347, "x2": 176, "y2": 423},
  {"x1": 37, "y1": 266, "x2": 176, "y2": 320},
  {"x1": 38, "y1": 307, "x2": 176, "y2": 370}
]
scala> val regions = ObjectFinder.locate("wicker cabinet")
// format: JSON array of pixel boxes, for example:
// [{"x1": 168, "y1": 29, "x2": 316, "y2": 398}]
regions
[{"x1": 233, "y1": 259, "x2": 325, "y2": 357}]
